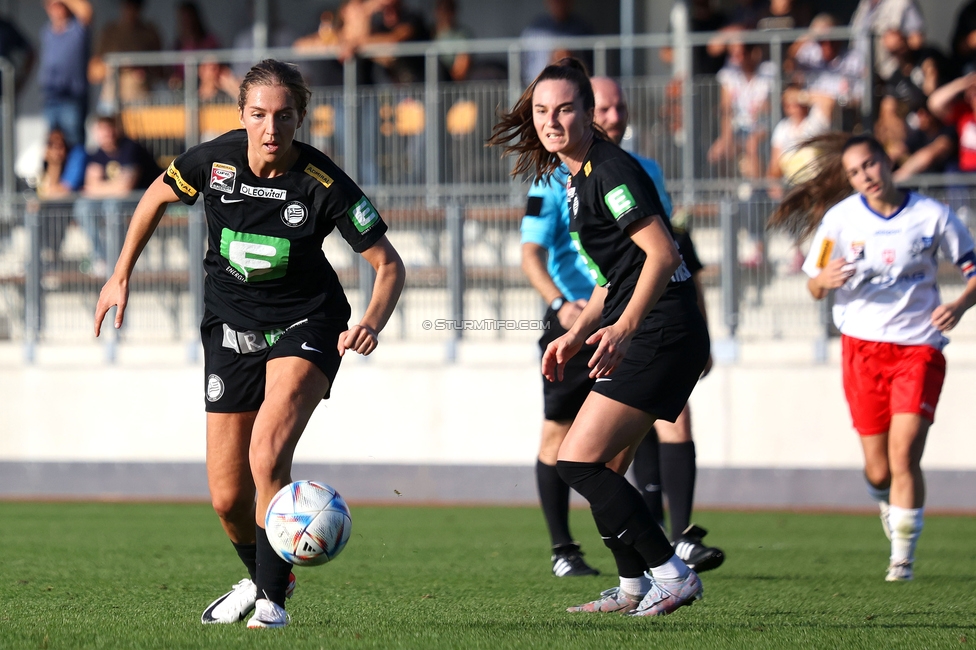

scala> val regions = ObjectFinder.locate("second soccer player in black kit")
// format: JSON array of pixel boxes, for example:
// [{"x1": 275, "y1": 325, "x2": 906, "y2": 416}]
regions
[{"x1": 490, "y1": 59, "x2": 710, "y2": 616}]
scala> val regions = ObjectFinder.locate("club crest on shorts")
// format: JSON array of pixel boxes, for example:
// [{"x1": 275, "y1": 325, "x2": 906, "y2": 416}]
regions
[
  {"x1": 206, "y1": 374, "x2": 225, "y2": 402},
  {"x1": 210, "y1": 163, "x2": 236, "y2": 193},
  {"x1": 281, "y1": 201, "x2": 308, "y2": 227}
]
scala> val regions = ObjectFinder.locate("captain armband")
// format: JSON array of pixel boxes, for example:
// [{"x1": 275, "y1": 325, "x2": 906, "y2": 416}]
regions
[{"x1": 957, "y1": 250, "x2": 976, "y2": 279}]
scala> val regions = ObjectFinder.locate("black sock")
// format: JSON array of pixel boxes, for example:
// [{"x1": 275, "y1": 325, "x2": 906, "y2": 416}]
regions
[
  {"x1": 631, "y1": 427, "x2": 665, "y2": 530},
  {"x1": 557, "y1": 460, "x2": 674, "y2": 568},
  {"x1": 593, "y1": 510, "x2": 648, "y2": 578},
  {"x1": 255, "y1": 526, "x2": 293, "y2": 607},
  {"x1": 536, "y1": 459, "x2": 574, "y2": 548},
  {"x1": 232, "y1": 541, "x2": 257, "y2": 581},
  {"x1": 660, "y1": 442, "x2": 697, "y2": 539}
]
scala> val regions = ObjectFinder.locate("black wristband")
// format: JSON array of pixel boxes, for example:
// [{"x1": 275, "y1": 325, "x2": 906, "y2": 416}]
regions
[{"x1": 549, "y1": 296, "x2": 567, "y2": 312}]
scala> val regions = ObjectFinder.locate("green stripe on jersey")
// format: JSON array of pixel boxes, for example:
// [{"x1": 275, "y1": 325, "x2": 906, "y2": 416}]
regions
[{"x1": 570, "y1": 232, "x2": 608, "y2": 286}]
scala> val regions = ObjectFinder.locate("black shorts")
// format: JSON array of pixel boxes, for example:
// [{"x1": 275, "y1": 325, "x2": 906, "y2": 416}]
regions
[
  {"x1": 539, "y1": 308, "x2": 598, "y2": 421},
  {"x1": 201, "y1": 309, "x2": 345, "y2": 413},
  {"x1": 592, "y1": 312, "x2": 710, "y2": 422}
]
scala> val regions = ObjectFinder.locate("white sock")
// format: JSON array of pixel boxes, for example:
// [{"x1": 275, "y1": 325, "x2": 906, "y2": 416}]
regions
[
  {"x1": 619, "y1": 574, "x2": 651, "y2": 597},
  {"x1": 888, "y1": 506, "x2": 924, "y2": 564},
  {"x1": 865, "y1": 481, "x2": 890, "y2": 505},
  {"x1": 649, "y1": 554, "x2": 690, "y2": 583}
]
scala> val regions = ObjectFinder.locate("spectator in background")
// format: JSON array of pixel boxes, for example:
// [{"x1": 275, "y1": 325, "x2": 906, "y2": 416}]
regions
[
  {"x1": 88, "y1": 0, "x2": 163, "y2": 112},
  {"x1": 197, "y1": 59, "x2": 238, "y2": 103},
  {"x1": 293, "y1": 9, "x2": 344, "y2": 87},
  {"x1": 434, "y1": 0, "x2": 472, "y2": 82},
  {"x1": 174, "y1": 1, "x2": 218, "y2": 51},
  {"x1": 363, "y1": 0, "x2": 431, "y2": 84},
  {"x1": 952, "y1": 0, "x2": 976, "y2": 73},
  {"x1": 876, "y1": 39, "x2": 950, "y2": 162},
  {"x1": 37, "y1": 127, "x2": 87, "y2": 263},
  {"x1": 520, "y1": 0, "x2": 592, "y2": 86},
  {"x1": 927, "y1": 72, "x2": 976, "y2": 172},
  {"x1": 0, "y1": 14, "x2": 35, "y2": 97},
  {"x1": 169, "y1": 1, "x2": 220, "y2": 88},
  {"x1": 37, "y1": 127, "x2": 86, "y2": 201},
  {"x1": 39, "y1": 0, "x2": 92, "y2": 149},
  {"x1": 891, "y1": 104, "x2": 957, "y2": 181},
  {"x1": 708, "y1": 40, "x2": 774, "y2": 179},
  {"x1": 790, "y1": 14, "x2": 864, "y2": 128},
  {"x1": 767, "y1": 85, "x2": 831, "y2": 272},
  {"x1": 757, "y1": 0, "x2": 812, "y2": 31},
  {"x1": 767, "y1": 85, "x2": 831, "y2": 200},
  {"x1": 230, "y1": 3, "x2": 297, "y2": 79},
  {"x1": 74, "y1": 115, "x2": 160, "y2": 276},
  {"x1": 850, "y1": 0, "x2": 925, "y2": 81}
]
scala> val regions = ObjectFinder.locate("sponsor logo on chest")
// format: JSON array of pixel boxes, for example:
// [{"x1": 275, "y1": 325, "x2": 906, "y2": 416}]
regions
[
  {"x1": 210, "y1": 163, "x2": 236, "y2": 193},
  {"x1": 240, "y1": 183, "x2": 287, "y2": 200}
]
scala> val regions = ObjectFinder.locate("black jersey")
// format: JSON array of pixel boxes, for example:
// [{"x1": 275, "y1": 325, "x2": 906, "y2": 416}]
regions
[
  {"x1": 568, "y1": 138, "x2": 699, "y2": 327},
  {"x1": 164, "y1": 130, "x2": 388, "y2": 330}
]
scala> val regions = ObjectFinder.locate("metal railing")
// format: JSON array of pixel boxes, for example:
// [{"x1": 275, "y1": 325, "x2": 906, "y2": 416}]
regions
[{"x1": 4, "y1": 28, "x2": 974, "y2": 362}]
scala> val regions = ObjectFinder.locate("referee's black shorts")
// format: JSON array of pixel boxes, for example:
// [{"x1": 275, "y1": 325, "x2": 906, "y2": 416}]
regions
[
  {"x1": 538, "y1": 307, "x2": 597, "y2": 422},
  {"x1": 592, "y1": 311, "x2": 710, "y2": 422},
  {"x1": 200, "y1": 309, "x2": 345, "y2": 413}
]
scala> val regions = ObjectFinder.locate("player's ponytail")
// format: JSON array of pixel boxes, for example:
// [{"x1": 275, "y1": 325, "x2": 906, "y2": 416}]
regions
[
  {"x1": 488, "y1": 58, "x2": 606, "y2": 182},
  {"x1": 768, "y1": 133, "x2": 887, "y2": 241}
]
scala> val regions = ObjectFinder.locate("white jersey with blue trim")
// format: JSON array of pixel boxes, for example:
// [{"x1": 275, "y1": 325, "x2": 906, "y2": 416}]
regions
[{"x1": 802, "y1": 192, "x2": 976, "y2": 349}]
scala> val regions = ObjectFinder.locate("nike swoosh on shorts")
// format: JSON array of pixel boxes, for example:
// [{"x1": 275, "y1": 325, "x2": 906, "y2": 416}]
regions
[{"x1": 301, "y1": 342, "x2": 322, "y2": 353}]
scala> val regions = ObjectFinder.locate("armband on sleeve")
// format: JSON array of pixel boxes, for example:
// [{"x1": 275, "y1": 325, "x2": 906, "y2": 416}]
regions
[{"x1": 957, "y1": 250, "x2": 976, "y2": 279}]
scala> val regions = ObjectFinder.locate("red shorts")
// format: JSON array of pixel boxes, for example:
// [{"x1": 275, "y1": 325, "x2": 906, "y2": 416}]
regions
[{"x1": 841, "y1": 335, "x2": 946, "y2": 436}]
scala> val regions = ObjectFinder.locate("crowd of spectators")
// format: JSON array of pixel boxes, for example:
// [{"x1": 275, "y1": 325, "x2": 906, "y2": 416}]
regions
[{"x1": 8, "y1": 0, "x2": 976, "y2": 232}]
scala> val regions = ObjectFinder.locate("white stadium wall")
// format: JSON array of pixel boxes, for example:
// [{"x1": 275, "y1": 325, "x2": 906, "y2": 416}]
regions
[{"x1": 3, "y1": 339, "x2": 976, "y2": 510}]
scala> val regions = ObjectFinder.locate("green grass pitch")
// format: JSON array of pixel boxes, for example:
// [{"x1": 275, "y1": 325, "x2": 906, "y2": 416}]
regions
[{"x1": 1, "y1": 502, "x2": 974, "y2": 649}]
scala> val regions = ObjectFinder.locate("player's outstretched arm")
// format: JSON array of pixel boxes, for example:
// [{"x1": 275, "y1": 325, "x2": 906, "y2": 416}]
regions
[
  {"x1": 338, "y1": 235, "x2": 405, "y2": 356},
  {"x1": 94, "y1": 175, "x2": 180, "y2": 336}
]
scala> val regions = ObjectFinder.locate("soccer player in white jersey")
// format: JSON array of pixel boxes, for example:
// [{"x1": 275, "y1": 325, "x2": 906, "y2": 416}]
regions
[{"x1": 771, "y1": 133, "x2": 976, "y2": 581}]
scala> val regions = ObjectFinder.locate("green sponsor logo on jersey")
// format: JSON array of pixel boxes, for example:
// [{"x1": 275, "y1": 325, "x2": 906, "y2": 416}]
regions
[
  {"x1": 219, "y1": 228, "x2": 290, "y2": 282},
  {"x1": 348, "y1": 196, "x2": 379, "y2": 233},
  {"x1": 605, "y1": 184, "x2": 636, "y2": 220},
  {"x1": 570, "y1": 232, "x2": 608, "y2": 286}
]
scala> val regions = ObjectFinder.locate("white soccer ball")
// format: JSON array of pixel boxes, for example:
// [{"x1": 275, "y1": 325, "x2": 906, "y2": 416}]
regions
[{"x1": 265, "y1": 480, "x2": 352, "y2": 566}]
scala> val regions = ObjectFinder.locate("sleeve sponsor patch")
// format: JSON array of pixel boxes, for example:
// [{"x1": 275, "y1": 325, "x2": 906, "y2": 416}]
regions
[
  {"x1": 815, "y1": 238, "x2": 835, "y2": 269},
  {"x1": 348, "y1": 196, "x2": 379, "y2": 233},
  {"x1": 166, "y1": 162, "x2": 197, "y2": 197},
  {"x1": 304, "y1": 163, "x2": 334, "y2": 188},
  {"x1": 525, "y1": 196, "x2": 543, "y2": 217},
  {"x1": 604, "y1": 184, "x2": 637, "y2": 220}
]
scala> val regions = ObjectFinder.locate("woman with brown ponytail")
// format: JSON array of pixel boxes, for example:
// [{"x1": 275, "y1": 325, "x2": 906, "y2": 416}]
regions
[{"x1": 489, "y1": 59, "x2": 710, "y2": 616}]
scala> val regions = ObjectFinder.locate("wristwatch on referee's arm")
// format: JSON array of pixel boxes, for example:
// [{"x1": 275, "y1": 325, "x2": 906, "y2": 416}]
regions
[{"x1": 549, "y1": 296, "x2": 567, "y2": 312}]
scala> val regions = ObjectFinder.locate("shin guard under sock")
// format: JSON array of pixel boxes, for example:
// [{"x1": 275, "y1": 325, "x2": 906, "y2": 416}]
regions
[
  {"x1": 557, "y1": 460, "x2": 674, "y2": 568},
  {"x1": 660, "y1": 441, "x2": 697, "y2": 538},
  {"x1": 536, "y1": 459, "x2": 574, "y2": 548},
  {"x1": 255, "y1": 525, "x2": 293, "y2": 606},
  {"x1": 631, "y1": 428, "x2": 665, "y2": 530},
  {"x1": 232, "y1": 541, "x2": 257, "y2": 581}
]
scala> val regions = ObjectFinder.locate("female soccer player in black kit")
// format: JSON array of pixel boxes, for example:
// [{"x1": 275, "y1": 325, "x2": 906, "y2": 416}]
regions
[
  {"x1": 94, "y1": 59, "x2": 405, "y2": 628},
  {"x1": 490, "y1": 59, "x2": 710, "y2": 616}
]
